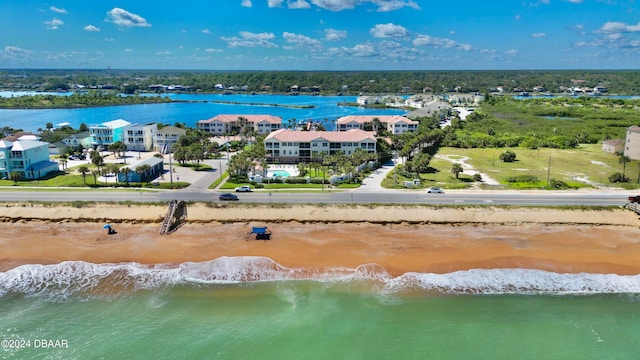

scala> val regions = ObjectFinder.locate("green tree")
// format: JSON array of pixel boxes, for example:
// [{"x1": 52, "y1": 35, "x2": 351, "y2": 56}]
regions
[
  {"x1": 59, "y1": 154, "x2": 68, "y2": 170},
  {"x1": 451, "y1": 163, "x2": 464, "y2": 179},
  {"x1": 9, "y1": 171, "x2": 23, "y2": 185},
  {"x1": 121, "y1": 167, "x2": 131, "y2": 186},
  {"x1": 136, "y1": 164, "x2": 152, "y2": 184},
  {"x1": 91, "y1": 151, "x2": 104, "y2": 172},
  {"x1": 78, "y1": 165, "x2": 89, "y2": 185},
  {"x1": 499, "y1": 150, "x2": 517, "y2": 162},
  {"x1": 617, "y1": 152, "x2": 631, "y2": 177}
]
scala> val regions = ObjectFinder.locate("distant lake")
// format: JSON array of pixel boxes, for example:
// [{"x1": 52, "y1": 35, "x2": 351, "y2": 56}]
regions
[{"x1": 0, "y1": 93, "x2": 408, "y2": 132}]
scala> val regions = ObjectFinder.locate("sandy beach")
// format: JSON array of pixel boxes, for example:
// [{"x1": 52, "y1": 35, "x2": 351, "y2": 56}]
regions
[{"x1": 1, "y1": 202, "x2": 639, "y2": 275}]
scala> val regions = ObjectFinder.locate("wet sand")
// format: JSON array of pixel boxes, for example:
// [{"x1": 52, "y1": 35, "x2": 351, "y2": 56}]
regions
[{"x1": 1, "y1": 203, "x2": 639, "y2": 275}]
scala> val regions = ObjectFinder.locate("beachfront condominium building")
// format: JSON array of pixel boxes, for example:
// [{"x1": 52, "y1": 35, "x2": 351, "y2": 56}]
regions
[
  {"x1": 336, "y1": 115, "x2": 418, "y2": 135},
  {"x1": 264, "y1": 129, "x2": 376, "y2": 164},
  {"x1": 624, "y1": 125, "x2": 640, "y2": 160},
  {"x1": 0, "y1": 139, "x2": 59, "y2": 180},
  {"x1": 196, "y1": 114, "x2": 282, "y2": 136},
  {"x1": 123, "y1": 123, "x2": 157, "y2": 152},
  {"x1": 89, "y1": 119, "x2": 131, "y2": 150},
  {"x1": 154, "y1": 125, "x2": 187, "y2": 153}
]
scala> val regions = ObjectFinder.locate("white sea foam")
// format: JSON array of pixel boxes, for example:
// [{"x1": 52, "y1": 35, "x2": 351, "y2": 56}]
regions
[{"x1": 2, "y1": 258, "x2": 640, "y2": 298}]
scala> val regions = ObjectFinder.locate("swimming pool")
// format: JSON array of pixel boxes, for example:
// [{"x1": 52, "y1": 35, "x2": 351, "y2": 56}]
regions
[{"x1": 267, "y1": 170, "x2": 291, "y2": 178}]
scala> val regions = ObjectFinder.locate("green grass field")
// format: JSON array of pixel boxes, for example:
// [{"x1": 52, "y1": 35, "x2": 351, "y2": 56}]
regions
[{"x1": 383, "y1": 144, "x2": 640, "y2": 190}]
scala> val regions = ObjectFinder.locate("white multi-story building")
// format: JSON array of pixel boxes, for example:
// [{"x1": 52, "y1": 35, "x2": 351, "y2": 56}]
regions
[
  {"x1": 154, "y1": 125, "x2": 187, "y2": 153},
  {"x1": 335, "y1": 115, "x2": 418, "y2": 135},
  {"x1": 123, "y1": 123, "x2": 157, "y2": 151},
  {"x1": 0, "y1": 139, "x2": 59, "y2": 180},
  {"x1": 196, "y1": 114, "x2": 282, "y2": 135},
  {"x1": 624, "y1": 125, "x2": 640, "y2": 160},
  {"x1": 264, "y1": 129, "x2": 376, "y2": 164}
]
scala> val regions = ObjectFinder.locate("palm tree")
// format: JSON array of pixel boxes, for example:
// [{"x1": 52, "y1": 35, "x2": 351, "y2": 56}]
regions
[
  {"x1": 372, "y1": 117, "x2": 383, "y2": 135},
  {"x1": 121, "y1": 167, "x2": 131, "y2": 186},
  {"x1": 451, "y1": 163, "x2": 464, "y2": 179},
  {"x1": 618, "y1": 153, "x2": 631, "y2": 177},
  {"x1": 136, "y1": 164, "x2": 152, "y2": 184},
  {"x1": 59, "y1": 154, "x2": 68, "y2": 171},
  {"x1": 78, "y1": 165, "x2": 89, "y2": 185},
  {"x1": 91, "y1": 170, "x2": 99, "y2": 186}
]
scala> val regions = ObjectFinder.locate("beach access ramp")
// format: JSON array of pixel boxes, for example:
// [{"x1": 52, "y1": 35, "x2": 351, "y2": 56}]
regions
[{"x1": 160, "y1": 200, "x2": 187, "y2": 235}]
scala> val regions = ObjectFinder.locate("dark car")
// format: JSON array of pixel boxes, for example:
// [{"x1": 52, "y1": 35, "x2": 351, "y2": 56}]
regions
[{"x1": 219, "y1": 193, "x2": 239, "y2": 201}]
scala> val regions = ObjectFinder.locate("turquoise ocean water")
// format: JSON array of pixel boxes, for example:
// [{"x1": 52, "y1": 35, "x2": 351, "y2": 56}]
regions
[{"x1": 2, "y1": 257, "x2": 640, "y2": 359}]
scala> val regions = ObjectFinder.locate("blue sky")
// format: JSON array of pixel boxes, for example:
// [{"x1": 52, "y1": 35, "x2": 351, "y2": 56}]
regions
[{"x1": 1, "y1": 0, "x2": 639, "y2": 70}]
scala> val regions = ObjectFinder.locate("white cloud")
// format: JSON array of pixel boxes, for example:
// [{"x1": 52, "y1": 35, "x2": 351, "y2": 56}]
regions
[
  {"x1": 412, "y1": 34, "x2": 471, "y2": 51},
  {"x1": 50, "y1": 6, "x2": 67, "y2": 14},
  {"x1": 506, "y1": 49, "x2": 518, "y2": 56},
  {"x1": 370, "y1": 23, "x2": 408, "y2": 38},
  {"x1": 370, "y1": 0, "x2": 419, "y2": 12},
  {"x1": 205, "y1": 48, "x2": 224, "y2": 53},
  {"x1": 598, "y1": 21, "x2": 640, "y2": 33},
  {"x1": 325, "y1": 28, "x2": 347, "y2": 41},
  {"x1": 342, "y1": 43, "x2": 377, "y2": 57},
  {"x1": 567, "y1": 0, "x2": 583, "y2": 3},
  {"x1": 241, "y1": 0, "x2": 253, "y2": 7},
  {"x1": 45, "y1": 18, "x2": 64, "y2": 30},
  {"x1": 288, "y1": 0, "x2": 311, "y2": 9},
  {"x1": 311, "y1": 0, "x2": 357, "y2": 11},
  {"x1": 309, "y1": 0, "x2": 417, "y2": 11},
  {"x1": 1, "y1": 46, "x2": 33, "y2": 59},
  {"x1": 531, "y1": 32, "x2": 546, "y2": 38},
  {"x1": 84, "y1": 25, "x2": 100, "y2": 32},
  {"x1": 283, "y1": 32, "x2": 321, "y2": 48},
  {"x1": 104, "y1": 38, "x2": 116, "y2": 42},
  {"x1": 202, "y1": 29, "x2": 211, "y2": 34},
  {"x1": 106, "y1": 8, "x2": 151, "y2": 28},
  {"x1": 268, "y1": 0, "x2": 284, "y2": 7},
  {"x1": 156, "y1": 51, "x2": 172, "y2": 55},
  {"x1": 221, "y1": 31, "x2": 277, "y2": 48}
]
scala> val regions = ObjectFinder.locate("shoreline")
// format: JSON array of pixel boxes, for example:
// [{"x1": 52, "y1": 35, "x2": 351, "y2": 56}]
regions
[{"x1": 1, "y1": 203, "x2": 639, "y2": 275}]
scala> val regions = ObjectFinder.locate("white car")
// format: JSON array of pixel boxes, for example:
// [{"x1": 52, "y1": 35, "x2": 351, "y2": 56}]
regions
[
  {"x1": 235, "y1": 186, "x2": 253, "y2": 192},
  {"x1": 427, "y1": 187, "x2": 444, "y2": 194}
]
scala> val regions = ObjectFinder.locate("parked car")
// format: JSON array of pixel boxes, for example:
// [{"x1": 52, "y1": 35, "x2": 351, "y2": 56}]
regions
[
  {"x1": 427, "y1": 187, "x2": 444, "y2": 194},
  {"x1": 219, "y1": 193, "x2": 239, "y2": 201},
  {"x1": 235, "y1": 185, "x2": 253, "y2": 192}
]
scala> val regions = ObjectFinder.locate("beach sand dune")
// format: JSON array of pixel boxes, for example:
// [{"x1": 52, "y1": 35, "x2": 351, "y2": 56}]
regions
[{"x1": 1, "y1": 203, "x2": 639, "y2": 275}]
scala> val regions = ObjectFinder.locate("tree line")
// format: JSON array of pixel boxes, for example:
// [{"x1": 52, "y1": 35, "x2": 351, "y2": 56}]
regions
[{"x1": 3, "y1": 69, "x2": 640, "y2": 95}]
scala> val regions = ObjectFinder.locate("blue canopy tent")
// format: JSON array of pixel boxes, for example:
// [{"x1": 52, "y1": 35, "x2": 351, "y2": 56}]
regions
[{"x1": 248, "y1": 226, "x2": 271, "y2": 240}]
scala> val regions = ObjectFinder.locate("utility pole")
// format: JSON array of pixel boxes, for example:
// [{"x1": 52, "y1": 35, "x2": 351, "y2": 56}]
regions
[
  {"x1": 546, "y1": 156, "x2": 551, "y2": 188},
  {"x1": 169, "y1": 150, "x2": 173, "y2": 184}
]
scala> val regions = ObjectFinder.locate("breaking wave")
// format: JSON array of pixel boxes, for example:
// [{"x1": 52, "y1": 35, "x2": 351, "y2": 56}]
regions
[{"x1": 2, "y1": 257, "x2": 640, "y2": 299}]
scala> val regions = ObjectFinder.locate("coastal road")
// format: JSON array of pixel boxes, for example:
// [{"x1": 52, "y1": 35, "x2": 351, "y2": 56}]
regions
[{"x1": 0, "y1": 189, "x2": 630, "y2": 207}]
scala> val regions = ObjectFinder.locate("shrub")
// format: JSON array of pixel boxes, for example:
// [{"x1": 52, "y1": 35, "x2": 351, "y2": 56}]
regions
[
  {"x1": 499, "y1": 150, "x2": 517, "y2": 162},
  {"x1": 505, "y1": 175, "x2": 539, "y2": 183},
  {"x1": 472, "y1": 173, "x2": 482, "y2": 182},
  {"x1": 608, "y1": 172, "x2": 629, "y2": 183},
  {"x1": 284, "y1": 177, "x2": 308, "y2": 184},
  {"x1": 549, "y1": 178, "x2": 571, "y2": 189},
  {"x1": 309, "y1": 178, "x2": 330, "y2": 184}
]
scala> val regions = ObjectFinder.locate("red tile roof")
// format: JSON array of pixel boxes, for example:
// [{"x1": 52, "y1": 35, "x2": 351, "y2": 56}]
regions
[
  {"x1": 265, "y1": 129, "x2": 376, "y2": 142},
  {"x1": 198, "y1": 114, "x2": 282, "y2": 124},
  {"x1": 336, "y1": 115, "x2": 416, "y2": 125}
]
